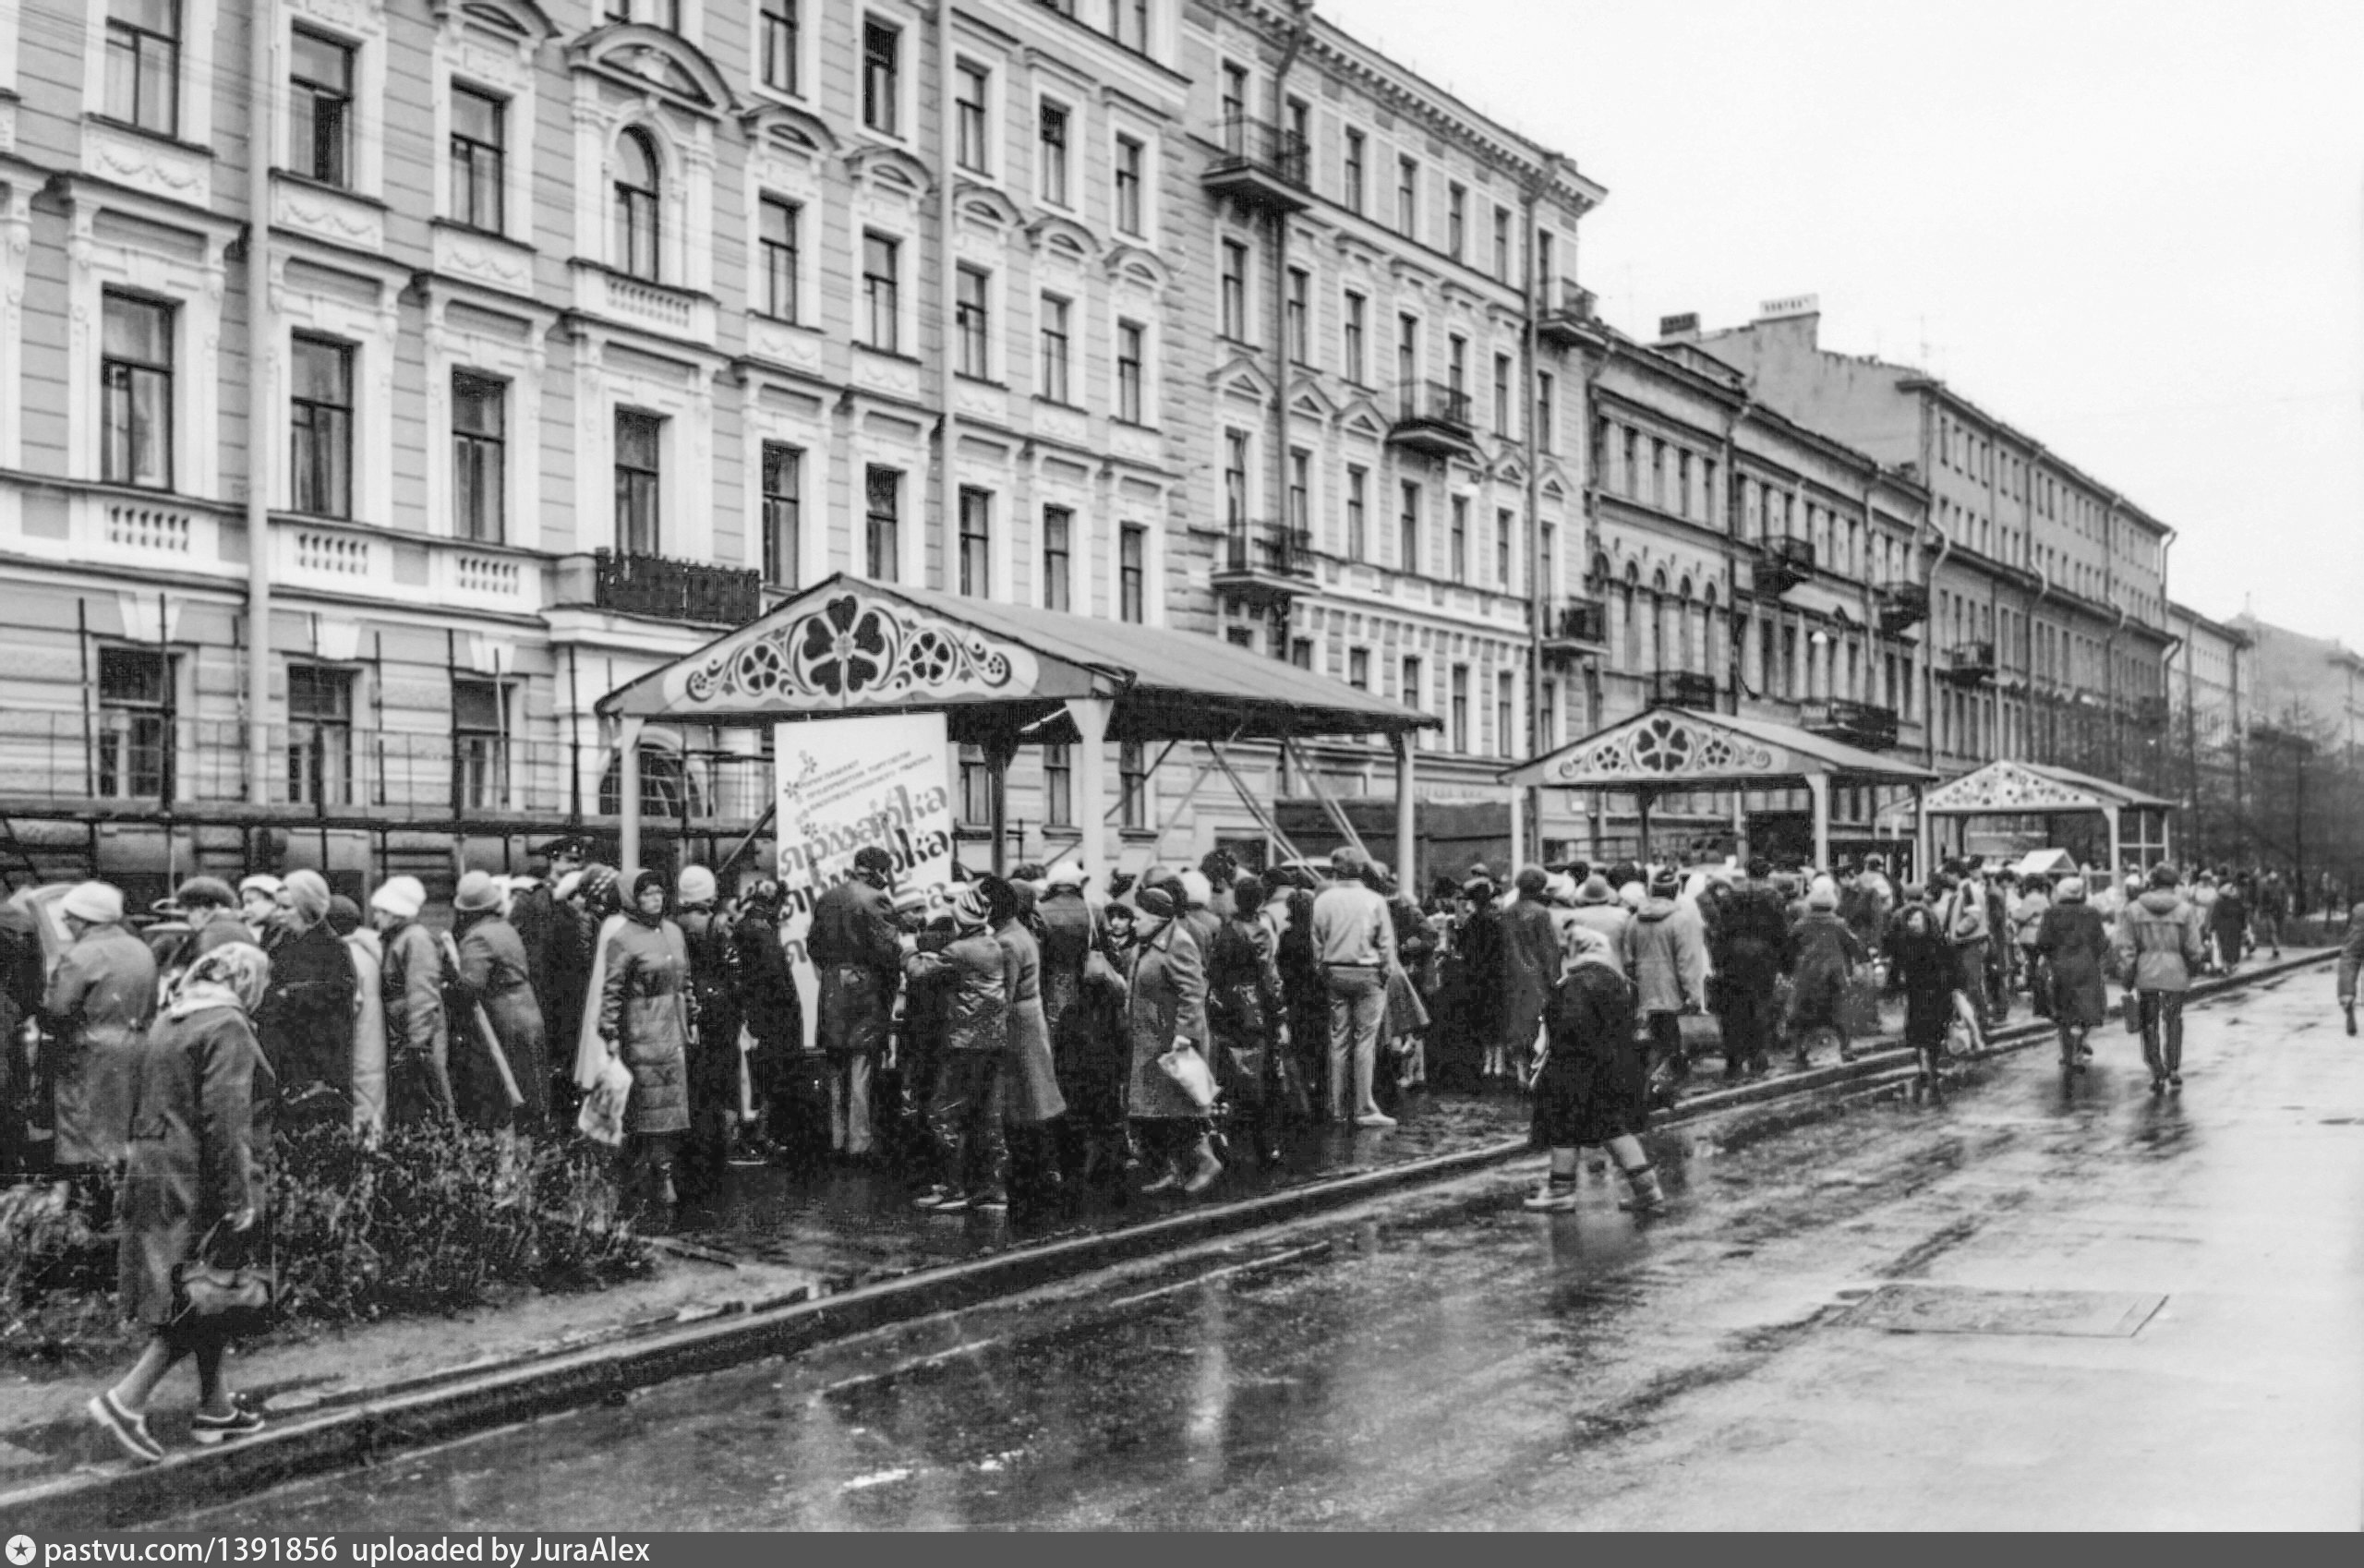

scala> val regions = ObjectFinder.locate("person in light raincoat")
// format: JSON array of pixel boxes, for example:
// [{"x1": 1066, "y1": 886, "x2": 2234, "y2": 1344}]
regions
[{"x1": 326, "y1": 897, "x2": 386, "y2": 1133}]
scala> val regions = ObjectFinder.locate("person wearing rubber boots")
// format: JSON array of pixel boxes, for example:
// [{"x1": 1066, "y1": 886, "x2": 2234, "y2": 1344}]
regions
[{"x1": 2114, "y1": 862, "x2": 2206, "y2": 1094}]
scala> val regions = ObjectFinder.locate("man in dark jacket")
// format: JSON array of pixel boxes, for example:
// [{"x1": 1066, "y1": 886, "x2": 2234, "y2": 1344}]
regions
[
  {"x1": 510, "y1": 837, "x2": 589, "y2": 1117},
  {"x1": 258, "y1": 869, "x2": 357, "y2": 1126},
  {"x1": 1497, "y1": 866, "x2": 1561, "y2": 1088},
  {"x1": 1714, "y1": 859, "x2": 1789, "y2": 1081},
  {"x1": 807, "y1": 845, "x2": 901, "y2": 1159},
  {"x1": 732, "y1": 879, "x2": 814, "y2": 1166},
  {"x1": 903, "y1": 885, "x2": 1008, "y2": 1212},
  {"x1": 675, "y1": 864, "x2": 742, "y2": 1192},
  {"x1": 447, "y1": 870, "x2": 546, "y2": 1132}
]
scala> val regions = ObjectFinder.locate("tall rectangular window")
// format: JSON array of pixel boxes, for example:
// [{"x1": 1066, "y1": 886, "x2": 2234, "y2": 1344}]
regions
[
  {"x1": 760, "y1": 0, "x2": 800, "y2": 94},
  {"x1": 1451, "y1": 668, "x2": 1469, "y2": 750},
  {"x1": 1448, "y1": 183, "x2": 1466, "y2": 260},
  {"x1": 1288, "y1": 448, "x2": 1310, "y2": 537},
  {"x1": 104, "y1": 0, "x2": 180, "y2": 135},
  {"x1": 1493, "y1": 205, "x2": 1512, "y2": 281},
  {"x1": 1285, "y1": 268, "x2": 1309, "y2": 364},
  {"x1": 1536, "y1": 370, "x2": 1555, "y2": 453},
  {"x1": 862, "y1": 20, "x2": 899, "y2": 135},
  {"x1": 1345, "y1": 464, "x2": 1368, "y2": 561},
  {"x1": 1398, "y1": 480, "x2": 1421, "y2": 574},
  {"x1": 1496, "y1": 507, "x2": 1513, "y2": 587},
  {"x1": 955, "y1": 265, "x2": 990, "y2": 377},
  {"x1": 1220, "y1": 62, "x2": 1248, "y2": 124},
  {"x1": 1115, "y1": 133, "x2": 1145, "y2": 235},
  {"x1": 1493, "y1": 353, "x2": 1513, "y2": 434},
  {"x1": 760, "y1": 442, "x2": 801, "y2": 587},
  {"x1": 1041, "y1": 505, "x2": 1072, "y2": 611},
  {"x1": 1651, "y1": 438, "x2": 1667, "y2": 508},
  {"x1": 1118, "y1": 525, "x2": 1145, "y2": 622},
  {"x1": 450, "y1": 86, "x2": 506, "y2": 233},
  {"x1": 1395, "y1": 156, "x2": 1418, "y2": 237},
  {"x1": 1347, "y1": 647, "x2": 1369, "y2": 691},
  {"x1": 1344, "y1": 129, "x2": 1366, "y2": 212},
  {"x1": 452, "y1": 372, "x2": 505, "y2": 544},
  {"x1": 1449, "y1": 495, "x2": 1467, "y2": 583},
  {"x1": 613, "y1": 410, "x2": 661, "y2": 554},
  {"x1": 1043, "y1": 744, "x2": 1073, "y2": 826},
  {"x1": 1343, "y1": 291, "x2": 1366, "y2": 383},
  {"x1": 97, "y1": 646, "x2": 173, "y2": 801},
  {"x1": 955, "y1": 61, "x2": 989, "y2": 173},
  {"x1": 959, "y1": 488, "x2": 992, "y2": 597},
  {"x1": 1039, "y1": 102, "x2": 1070, "y2": 206},
  {"x1": 758, "y1": 196, "x2": 801, "y2": 320},
  {"x1": 1220, "y1": 239, "x2": 1248, "y2": 340},
  {"x1": 1039, "y1": 294, "x2": 1071, "y2": 404},
  {"x1": 1116, "y1": 320, "x2": 1145, "y2": 423},
  {"x1": 1223, "y1": 429, "x2": 1249, "y2": 531},
  {"x1": 1396, "y1": 313, "x2": 1417, "y2": 389},
  {"x1": 1496, "y1": 671, "x2": 1516, "y2": 759},
  {"x1": 1401, "y1": 656, "x2": 1425, "y2": 728},
  {"x1": 1119, "y1": 741, "x2": 1149, "y2": 829},
  {"x1": 862, "y1": 232, "x2": 899, "y2": 352},
  {"x1": 865, "y1": 466, "x2": 900, "y2": 581},
  {"x1": 1536, "y1": 229, "x2": 1555, "y2": 291},
  {"x1": 101, "y1": 292, "x2": 174, "y2": 489},
  {"x1": 1447, "y1": 334, "x2": 1467, "y2": 400},
  {"x1": 453, "y1": 678, "x2": 510, "y2": 812},
  {"x1": 286, "y1": 664, "x2": 355, "y2": 808},
  {"x1": 290, "y1": 335, "x2": 354, "y2": 519},
  {"x1": 290, "y1": 28, "x2": 354, "y2": 187}
]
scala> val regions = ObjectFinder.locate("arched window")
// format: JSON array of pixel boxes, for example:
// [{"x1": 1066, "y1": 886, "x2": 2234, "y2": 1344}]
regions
[{"x1": 614, "y1": 128, "x2": 661, "y2": 281}]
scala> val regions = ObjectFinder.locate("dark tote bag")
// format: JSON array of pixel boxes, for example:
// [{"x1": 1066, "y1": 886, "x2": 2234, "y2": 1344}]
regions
[{"x1": 171, "y1": 1220, "x2": 279, "y2": 1342}]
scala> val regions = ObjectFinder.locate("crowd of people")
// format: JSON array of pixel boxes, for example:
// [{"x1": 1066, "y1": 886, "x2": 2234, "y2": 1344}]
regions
[{"x1": 0, "y1": 834, "x2": 2322, "y2": 1465}]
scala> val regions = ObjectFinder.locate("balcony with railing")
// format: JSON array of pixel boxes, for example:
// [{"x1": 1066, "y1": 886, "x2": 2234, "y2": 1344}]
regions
[
  {"x1": 1750, "y1": 535, "x2": 1815, "y2": 598},
  {"x1": 1941, "y1": 640, "x2": 1997, "y2": 686},
  {"x1": 1387, "y1": 380, "x2": 1478, "y2": 460},
  {"x1": 1537, "y1": 280, "x2": 1599, "y2": 350},
  {"x1": 1649, "y1": 670, "x2": 1719, "y2": 710},
  {"x1": 554, "y1": 549, "x2": 765, "y2": 626},
  {"x1": 1876, "y1": 580, "x2": 1929, "y2": 633},
  {"x1": 1201, "y1": 116, "x2": 1310, "y2": 212},
  {"x1": 1802, "y1": 698, "x2": 1901, "y2": 753},
  {"x1": 1212, "y1": 519, "x2": 1315, "y2": 609},
  {"x1": 1540, "y1": 597, "x2": 1608, "y2": 661}
]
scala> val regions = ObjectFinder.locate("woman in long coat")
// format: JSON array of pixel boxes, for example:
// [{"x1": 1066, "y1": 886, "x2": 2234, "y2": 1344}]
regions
[
  {"x1": 2032, "y1": 875, "x2": 2113, "y2": 1071},
  {"x1": 598, "y1": 869, "x2": 693, "y2": 1210},
  {"x1": 43, "y1": 882, "x2": 159, "y2": 1174},
  {"x1": 90, "y1": 944, "x2": 275, "y2": 1465},
  {"x1": 254, "y1": 871, "x2": 355, "y2": 1125},
  {"x1": 1124, "y1": 886, "x2": 1221, "y2": 1195},
  {"x1": 1784, "y1": 885, "x2": 1867, "y2": 1064},
  {"x1": 449, "y1": 872, "x2": 547, "y2": 1131},
  {"x1": 1526, "y1": 926, "x2": 1662, "y2": 1212},
  {"x1": 1883, "y1": 902, "x2": 1958, "y2": 1084},
  {"x1": 326, "y1": 898, "x2": 385, "y2": 1134},
  {"x1": 991, "y1": 878, "x2": 1066, "y2": 1209},
  {"x1": 1207, "y1": 873, "x2": 1288, "y2": 1168}
]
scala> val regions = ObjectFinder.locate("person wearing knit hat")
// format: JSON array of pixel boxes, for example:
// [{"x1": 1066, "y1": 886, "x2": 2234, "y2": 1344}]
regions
[
  {"x1": 1494, "y1": 863, "x2": 1560, "y2": 1088},
  {"x1": 596, "y1": 866, "x2": 694, "y2": 1207},
  {"x1": 1121, "y1": 862, "x2": 1224, "y2": 1196},
  {"x1": 808, "y1": 847, "x2": 903, "y2": 1159},
  {"x1": 325, "y1": 895, "x2": 362, "y2": 936},
  {"x1": 2117, "y1": 861, "x2": 2205, "y2": 1093},
  {"x1": 891, "y1": 884, "x2": 932, "y2": 926},
  {"x1": 1628, "y1": 863, "x2": 1711, "y2": 1098},
  {"x1": 1525, "y1": 923, "x2": 1664, "y2": 1215},
  {"x1": 370, "y1": 876, "x2": 427, "y2": 922},
  {"x1": 1710, "y1": 856, "x2": 1790, "y2": 1083},
  {"x1": 677, "y1": 864, "x2": 718, "y2": 909},
  {"x1": 46, "y1": 879, "x2": 156, "y2": 1174},
  {"x1": 904, "y1": 874, "x2": 1015, "y2": 1212},
  {"x1": 1785, "y1": 876, "x2": 1868, "y2": 1067},
  {"x1": 368, "y1": 875, "x2": 455, "y2": 1128},
  {"x1": 670, "y1": 863, "x2": 742, "y2": 1188},
  {"x1": 1618, "y1": 880, "x2": 1646, "y2": 911},
  {"x1": 260, "y1": 868, "x2": 357, "y2": 1120},
  {"x1": 1045, "y1": 861, "x2": 1087, "y2": 888},
  {"x1": 1566, "y1": 874, "x2": 1632, "y2": 975},
  {"x1": 1175, "y1": 869, "x2": 1221, "y2": 967},
  {"x1": 237, "y1": 874, "x2": 284, "y2": 943},
  {"x1": 2032, "y1": 873, "x2": 2111, "y2": 1072},
  {"x1": 334, "y1": 893, "x2": 385, "y2": 1128}
]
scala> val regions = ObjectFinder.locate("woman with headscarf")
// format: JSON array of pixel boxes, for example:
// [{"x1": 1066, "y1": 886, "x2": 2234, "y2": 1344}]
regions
[
  {"x1": 89, "y1": 944, "x2": 275, "y2": 1465},
  {"x1": 370, "y1": 876, "x2": 454, "y2": 1128},
  {"x1": 1784, "y1": 878, "x2": 1867, "y2": 1067},
  {"x1": 1123, "y1": 885, "x2": 1221, "y2": 1195},
  {"x1": 255, "y1": 870, "x2": 355, "y2": 1127},
  {"x1": 326, "y1": 897, "x2": 386, "y2": 1135},
  {"x1": 447, "y1": 871, "x2": 546, "y2": 1132},
  {"x1": 597, "y1": 870, "x2": 693, "y2": 1211},
  {"x1": 2032, "y1": 875, "x2": 2113, "y2": 1072},
  {"x1": 1525, "y1": 925, "x2": 1663, "y2": 1213},
  {"x1": 1883, "y1": 901, "x2": 1959, "y2": 1088}
]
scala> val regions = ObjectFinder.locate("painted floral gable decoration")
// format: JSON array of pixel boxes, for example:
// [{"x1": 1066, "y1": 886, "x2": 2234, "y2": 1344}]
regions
[
  {"x1": 1920, "y1": 760, "x2": 2103, "y2": 814},
  {"x1": 1548, "y1": 712, "x2": 1779, "y2": 784},
  {"x1": 679, "y1": 588, "x2": 1037, "y2": 710}
]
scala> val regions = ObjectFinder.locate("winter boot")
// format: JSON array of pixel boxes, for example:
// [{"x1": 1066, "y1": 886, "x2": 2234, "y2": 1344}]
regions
[
  {"x1": 1181, "y1": 1135, "x2": 1224, "y2": 1194},
  {"x1": 1616, "y1": 1164, "x2": 1666, "y2": 1212}
]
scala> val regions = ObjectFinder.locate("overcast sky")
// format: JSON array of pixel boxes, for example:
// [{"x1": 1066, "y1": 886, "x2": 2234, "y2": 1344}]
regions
[{"x1": 1327, "y1": 0, "x2": 2364, "y2": 645}]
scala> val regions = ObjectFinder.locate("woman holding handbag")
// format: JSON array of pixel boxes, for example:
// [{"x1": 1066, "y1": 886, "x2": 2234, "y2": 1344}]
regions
[
  {"x1": 90, "y1": 943, "x2": 276, "y2": 1465},
  {"x1": 1123, "y1": 885, "x2": 1222, "y2": 1195}
]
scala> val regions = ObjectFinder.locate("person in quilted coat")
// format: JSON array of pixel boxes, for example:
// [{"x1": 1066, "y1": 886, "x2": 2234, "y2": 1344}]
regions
[{"x1": 599, "y1": 869, "x2": 693, "y2": 1210}]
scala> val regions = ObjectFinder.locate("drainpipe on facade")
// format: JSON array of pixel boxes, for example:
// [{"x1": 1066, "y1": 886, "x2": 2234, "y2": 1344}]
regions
[
  {"x1": 1520, "y1": 157, "x2": 1557, "y2": 858},
  {"x1": 1267, "y1": 0, "x2": 1311, "y2": 798},
  {"x1": 935, "y1": 0, "x2": 959, "y2": 596},
  {"x1": 1923, "y1": 525, "x2": 1952, "y2": 773},
  {"x1": 245, "y1": 0, "x2": 277, "y2": 812},
  {"x1": 1719, "y1": 392, "x2": 1752, "y2": 718}
]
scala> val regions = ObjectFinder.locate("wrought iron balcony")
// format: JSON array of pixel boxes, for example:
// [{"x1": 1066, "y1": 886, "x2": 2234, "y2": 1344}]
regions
[
  {"x1": 1876, "y1": 580, "x2": 1928, "y2": 634},
  {"x1": 1802, "y1": 699, "x2": 1901, "y2": 753},
  {"x1": 1537, "y1": 279, "x2": 1599, "y2": 350},
  {"x1": 1201, "y1": 116, "x2": 1310, "y2": 212},
  {"x1": 1387, "y1": 380, "x2": 1478, "y2": 460},
  {"x1": 570, "y1": 549, "x2": 765, "y2": 626},
  {"x1": 1540, "y1": 597, "x2": 1608, "y2": 662},
  {"x1": 1212, "y1": 519, "x2": 1315, "y2": 609},
  {"x1": 1751, "y1": 535, "x2": 1815, "y2": 597},
  {"x1": 1649, "y1": 670, "x2": 1719, "y2": 710},
  {"x1": 1941, "y1": 640, "x2": 1997, "y2": 686}
]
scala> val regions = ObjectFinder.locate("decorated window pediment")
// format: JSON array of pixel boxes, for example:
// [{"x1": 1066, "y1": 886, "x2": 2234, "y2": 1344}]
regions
[
  {"x1": 843, "y1": 143, "x2": 932, "y2": 201},
  {"x1": 956, "y1": 182, "x2": 1025, "y2": 231},
  {"x1": 1339, "y1": 398, "x2": 1389, "y2": 440},
  {"x1": 742, "y1": 103, "x2": 838, "y2": 160},
  {"x1": 434, "y1": 0, "x2": 559, "y2": 44},
  {"x1": 1102, "y1": 243, "x2": 1171, "y2": 292},
  {"x1": 571, "y1": 24, "x2": 736, "y2": 116},
  {"x1": 1026, "y1": 213, "x2": 1100, "y2": 263},
  {"x1": 1211, "y1": 355, "x2": 1275, "y2": 406},
  {"x1": 1287, "y1": 374, "x2": 1338, "y2": 423}
]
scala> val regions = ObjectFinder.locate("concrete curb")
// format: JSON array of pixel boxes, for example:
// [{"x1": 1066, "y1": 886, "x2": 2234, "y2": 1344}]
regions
[{"x1": 3, "y1": 948, "x2": 2333, "y2": 1531}]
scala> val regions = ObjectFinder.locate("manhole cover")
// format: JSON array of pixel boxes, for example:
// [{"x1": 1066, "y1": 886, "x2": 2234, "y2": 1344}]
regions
[{"x1": 1846, "y1": 1285, "x2": 2164, "y2": 1337}]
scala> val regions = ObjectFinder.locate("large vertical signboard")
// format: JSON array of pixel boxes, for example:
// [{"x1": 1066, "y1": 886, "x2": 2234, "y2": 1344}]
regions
[{"x1": 773, "y1": 712, "x2": 957, "y2": 1048}]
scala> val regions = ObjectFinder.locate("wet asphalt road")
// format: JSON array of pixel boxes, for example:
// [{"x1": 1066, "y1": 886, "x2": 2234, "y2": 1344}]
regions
[{"x1": 174, "y1": 968, "x2": 2363, "y2": 1530}]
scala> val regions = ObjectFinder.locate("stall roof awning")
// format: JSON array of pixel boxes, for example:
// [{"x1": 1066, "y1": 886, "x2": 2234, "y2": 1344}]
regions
[
  {"x1": 1501, "y1": 706, "x2": 1938, "y2": 791},
  {"x1": 1919, "y1": 758, "x2": 2175, "y2": 816},
  {"x1": 596, "y1": 573, "x2": 1434, "y2": 744}
]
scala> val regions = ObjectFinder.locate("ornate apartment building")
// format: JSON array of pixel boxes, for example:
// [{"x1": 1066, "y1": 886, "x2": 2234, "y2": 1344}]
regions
[
  {"x1": 0, "y1": 0, "x2": 1202, "y2": 900},
  {"x1": 1695, "y1": 305, "x2": 2178, "y2": 787}
]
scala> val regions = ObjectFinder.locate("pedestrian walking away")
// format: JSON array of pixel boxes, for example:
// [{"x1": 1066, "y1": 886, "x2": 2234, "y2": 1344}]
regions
[
  {"x1": 2032, "y1": 876, "x2": 2113, "y2": 1073},
  {"x1": 2115, "y1": 863, "x2": 2207, "y2": 1093},
  {"x1": 1525, "y1": 925, "x2": 1663, "y2": 1214}
]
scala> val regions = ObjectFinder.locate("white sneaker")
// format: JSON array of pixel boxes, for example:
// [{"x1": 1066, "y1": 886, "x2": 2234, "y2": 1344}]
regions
[{"x1": 1353, "y1": 1112, "x2": 1398, "y2": 1128}]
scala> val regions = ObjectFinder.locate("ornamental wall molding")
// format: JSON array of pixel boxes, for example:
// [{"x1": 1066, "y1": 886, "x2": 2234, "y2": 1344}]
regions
[{"x1": 679, "y1": 588, "x2": 1040, "y2": 711}]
